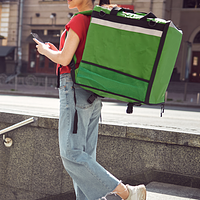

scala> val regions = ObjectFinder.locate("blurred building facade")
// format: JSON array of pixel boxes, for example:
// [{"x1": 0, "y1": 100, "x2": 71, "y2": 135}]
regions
[
  {"x1": 0, "y1": 0, "x2": 166, "y2": 76},
  {"x1": 22, "y1": 0, "x2": 71, "y2": 75},
  {"x1": 2, "y1": 0, "x2": 200, "y2": 84},
  {"x1": 165, "y1": 0, "x2": 200, "y2": 83},
  {"x1": 0, "y1": 0, "x2": 18, "y2": 74}
]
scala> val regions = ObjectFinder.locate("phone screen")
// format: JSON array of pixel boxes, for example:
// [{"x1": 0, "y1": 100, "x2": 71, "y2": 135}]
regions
[{"x1": 31, "y1": 32, "x2": 44, "y2": 43}]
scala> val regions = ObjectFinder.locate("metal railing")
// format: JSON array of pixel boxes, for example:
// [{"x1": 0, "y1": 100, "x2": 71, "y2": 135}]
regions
[
  {"x1": 1, "y1": 117, "x2": 35, "y2": 147},
  {"x1": 0, "y1": 74, "x2": 58, "y2": 95},
  {"x1": 0, "y1": 74, "x2": 57, "y2": 87}
]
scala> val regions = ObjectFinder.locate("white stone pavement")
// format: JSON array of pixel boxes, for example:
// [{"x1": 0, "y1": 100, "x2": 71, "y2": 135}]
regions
[
  {"x1": 1, "y1": 94, "x2": 200, "y2": 134},
  {"x1": 107, "y1": 182, "x2": 200, "y2": 200},
  {"x1": 146, "y1": 182, "x2": 200, "y2": 200}
]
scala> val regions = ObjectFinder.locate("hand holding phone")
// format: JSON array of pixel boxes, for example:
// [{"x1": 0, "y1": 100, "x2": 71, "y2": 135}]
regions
[{"x1": 31, "y1": 32, "x2": 44, "y2": 43}]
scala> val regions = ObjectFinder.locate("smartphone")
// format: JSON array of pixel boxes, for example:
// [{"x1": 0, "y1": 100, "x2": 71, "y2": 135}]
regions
[{"x1": 31, "y1": 32, "x2": 44, "y2": 43}]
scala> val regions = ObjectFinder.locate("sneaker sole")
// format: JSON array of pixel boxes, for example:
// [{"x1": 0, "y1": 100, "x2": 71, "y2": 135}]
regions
[{"x1": 140, "y1": 185, "x2": 146, "y2": 200}]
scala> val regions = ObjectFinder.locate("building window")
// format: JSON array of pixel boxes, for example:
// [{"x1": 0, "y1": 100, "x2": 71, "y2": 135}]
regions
[
  {"x1": 28, "y1": 43, "x2": 59, "y2": 74},
  {"x1": 31, "y1": 30, "x2": 44, "y2": 38},
  {"x1": 29, "y1": 44, "x2": 37, "y2": 70},
  {"x1": 194, "y1": 31, "x2": 200, "y2": 43},
  {"x1": 193, "y1": 56, "x2": 198, "y2": 66},
  {"x1": 31, "y1": 30, "x2": 44, "y2": 35},
  {"x1": 183, "y1": 0, "x2": 200, "y2": 8},
  {"x1": 47, "y1": 30, "x2": 60, "y2": 37}
]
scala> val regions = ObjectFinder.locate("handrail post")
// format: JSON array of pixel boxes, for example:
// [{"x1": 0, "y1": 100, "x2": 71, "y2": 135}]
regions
[{"x1": 1, "y1": 117, "x2": 35, "y2": 147}]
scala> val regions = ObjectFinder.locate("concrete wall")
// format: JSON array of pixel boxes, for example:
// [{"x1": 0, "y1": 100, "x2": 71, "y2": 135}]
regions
[{"x1": 0, "y1": 112, "x2": 200, "y2": 200}]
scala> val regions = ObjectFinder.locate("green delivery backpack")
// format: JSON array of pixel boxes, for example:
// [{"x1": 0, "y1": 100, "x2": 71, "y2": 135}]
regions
[
  {"x1": 60, "y1": 6, "x2": 182, "y2": 133},
  {"x1": 73, "y1": 6, "x2": 183, "y2": 112}
]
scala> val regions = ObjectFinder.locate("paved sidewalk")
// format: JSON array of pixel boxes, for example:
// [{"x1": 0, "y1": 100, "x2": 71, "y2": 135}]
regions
[{"x1": 0, "y1": 83, "x2": 200, "y2": 108}]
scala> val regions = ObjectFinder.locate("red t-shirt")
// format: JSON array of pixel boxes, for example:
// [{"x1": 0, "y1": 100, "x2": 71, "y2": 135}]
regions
[{"x1": 57, "y1": 14, "x2": 91, "y2": 74}]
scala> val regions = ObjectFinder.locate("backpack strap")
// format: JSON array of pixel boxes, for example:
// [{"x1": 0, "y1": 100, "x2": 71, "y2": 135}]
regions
[
  {"x1": 68, "y1": 58, "x2": 78, "y2": 134},
  {"x1": 126, "y1": 102, "x2": 141, "y2": 114},
  {"x1": 160, "y1": 103, "x2": 165, "y2": 117},
  {"x1": 127, "y1": 102, "x2": 165, "y2": 117},
  {"x1": 56, "y1": 30, "x2": 78, "y2": 133},
  {"x1": 73, "y1": 10, "x2": 93, "y2": 17},
  {"x1": 57, "y1": 10, "x2": 92, "y2": 88},
  {"x1": 110, "y1": 6, "x2": 134, "y2": 16}
]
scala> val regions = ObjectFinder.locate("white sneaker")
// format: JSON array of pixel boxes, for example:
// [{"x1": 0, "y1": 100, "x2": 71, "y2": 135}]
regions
[{"x1": 126, "y1": 184, "x2": 146, "y2": 200}]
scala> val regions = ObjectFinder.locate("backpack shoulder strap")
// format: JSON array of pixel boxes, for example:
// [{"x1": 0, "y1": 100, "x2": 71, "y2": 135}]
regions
[
  {"x1": 72, "y1": 10, "x2": 93, "y2": 17},
  {"x1": 65, "y1": 10, "x2": 92, "y2": 82}
]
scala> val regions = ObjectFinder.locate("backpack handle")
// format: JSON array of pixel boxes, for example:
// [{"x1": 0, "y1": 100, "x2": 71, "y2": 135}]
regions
[
  {"x1": 110, "y1": 6, "x2": 134, "y2": 15},
  {"x1": 139, "y1": 12, "x2": 157, "y2": 21}
]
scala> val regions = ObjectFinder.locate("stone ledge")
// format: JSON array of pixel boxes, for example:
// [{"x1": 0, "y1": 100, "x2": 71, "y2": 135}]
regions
[
  {"x1": 1, "y1": 112, "x2": 200, "y2": 148},
  {"x1": 126, "y1": 126, "x2": 200, "y2": 148},
  {"x1": 147, "y1": 182, "x2": 200, "y2": 200},
  {"x1": 1, "y1": 112, "x2": 200, "y2": 200}
]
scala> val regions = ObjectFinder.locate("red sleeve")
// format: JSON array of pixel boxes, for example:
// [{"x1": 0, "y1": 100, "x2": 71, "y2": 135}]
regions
[{"x1": 65, "y1": 14, "x2": 89, "y2": 42}]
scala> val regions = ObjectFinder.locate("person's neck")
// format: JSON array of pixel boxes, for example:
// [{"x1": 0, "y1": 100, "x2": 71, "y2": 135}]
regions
[{"x1": 78, "y1": 3, "x2": 93, "y2": 12}]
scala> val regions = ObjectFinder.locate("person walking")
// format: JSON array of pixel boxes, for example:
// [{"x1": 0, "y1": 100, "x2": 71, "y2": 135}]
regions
[{"x1": 33, "y1": 0, "x2": 146, "y2": 199}]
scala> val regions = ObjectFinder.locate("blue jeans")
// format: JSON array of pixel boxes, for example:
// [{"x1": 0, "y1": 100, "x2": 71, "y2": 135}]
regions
[{"x1": 58, "y1": 73, "x2": 120, "y2": 200}]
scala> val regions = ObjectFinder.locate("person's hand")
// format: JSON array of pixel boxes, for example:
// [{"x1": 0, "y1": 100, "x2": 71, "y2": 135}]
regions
[
  {"x1": 45, "y1": 42, "x2": 58, "y2": 51},
  {"x1": 33, "y1": 38, "x2": 50, "y2": 55}
]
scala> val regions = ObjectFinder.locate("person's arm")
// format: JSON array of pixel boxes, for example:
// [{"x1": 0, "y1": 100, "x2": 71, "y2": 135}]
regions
[
  {"x1": 33, "y1": 28, "x2": 80, "y2": 66},
  {"x1": 45, "y1": 42, "x2": 59, "y2": 51}
]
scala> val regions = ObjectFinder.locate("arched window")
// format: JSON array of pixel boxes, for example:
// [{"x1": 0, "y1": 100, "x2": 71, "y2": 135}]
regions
[
  {"x1": 183, "y1": 0, "x2": 200, "y2": 8},
  {"x1": 193, "y1": 31, "x2": 200, "y2": 43}
]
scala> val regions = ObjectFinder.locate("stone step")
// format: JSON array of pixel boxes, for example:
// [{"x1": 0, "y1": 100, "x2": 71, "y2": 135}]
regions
[
  {"x1": 1, "y1": 182, "x2": 200, "y2": 200},
  {"x1": 146, "y1": 182, "x2": 200, "y2": 200},
  {"x1": 103, "y1": 182, "x2": 200, "y2": 200}
]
